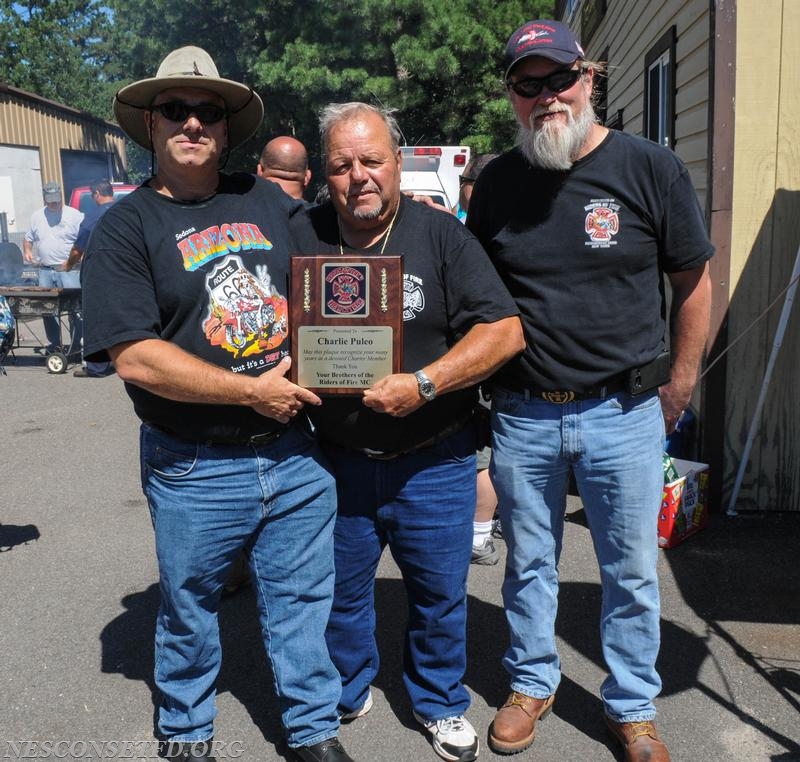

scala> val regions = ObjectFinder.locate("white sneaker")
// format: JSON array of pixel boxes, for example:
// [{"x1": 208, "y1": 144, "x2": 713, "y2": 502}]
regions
[
  {"x1": 339, "y1": 690, "x2": 373, "y2": 721},
  {"x1": 470, "y1": 536, "x2": 499, "y2": 565},
  {"x1": 413, "y1": 712, "x2": 479, "y2": 761}
]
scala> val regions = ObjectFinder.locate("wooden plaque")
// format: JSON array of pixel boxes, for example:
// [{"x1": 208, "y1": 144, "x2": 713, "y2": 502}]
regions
[{"x1": 290, "y1": 255, "x2": 403, "y2": 394}]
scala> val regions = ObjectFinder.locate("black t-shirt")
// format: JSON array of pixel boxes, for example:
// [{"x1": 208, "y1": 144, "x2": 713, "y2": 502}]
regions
[
  {"x1": 290, "y1": 195, "x2": 519, "y2": 453},
  {"x1": 467, "y1": 130, "x2": 714, "y2": 391},
  {"x1": 82, "y1": 172, "x2": 299, "y2": 441}
]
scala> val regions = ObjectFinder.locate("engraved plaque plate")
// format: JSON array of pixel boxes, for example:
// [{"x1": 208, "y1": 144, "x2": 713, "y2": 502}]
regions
[{"x1": 290, "y1": 255, "x2": 403, "y2": 394}]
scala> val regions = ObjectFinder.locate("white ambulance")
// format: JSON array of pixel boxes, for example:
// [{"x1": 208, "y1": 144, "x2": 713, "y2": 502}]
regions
[{"x1": 400, "y1": 146, "x2": 471, "y2": 210}]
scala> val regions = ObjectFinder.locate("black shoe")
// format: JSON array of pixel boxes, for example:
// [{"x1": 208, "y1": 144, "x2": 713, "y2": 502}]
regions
[
  {"x1": 294, "y1": 737, "x2": 355, "y2": 762},
  {"x1": 159, "y1": 739, "x2": 215, "y2": 761}
]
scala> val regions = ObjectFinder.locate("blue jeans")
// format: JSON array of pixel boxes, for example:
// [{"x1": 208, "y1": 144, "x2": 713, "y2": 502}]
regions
[
  {"x1": 139, "y1": 422, "x2": 341, "y2": 747},
  {"x1": 490, "y1": 387, "x2": 665, "y2": 722},
  {"x1": 323, "y1": 427, "x2": 475, "y2": 721},
  {"x1": 37, "y1": 267, "x2": 81, "y2": 350}
]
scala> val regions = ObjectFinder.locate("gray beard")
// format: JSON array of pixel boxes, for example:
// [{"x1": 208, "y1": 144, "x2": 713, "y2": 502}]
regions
[
  {"x1": 516, "y1": 100, "x2": 596, "y2": 170},
  {"x1": 352, "y1": 205, "x2": 384, "y2": 221}
]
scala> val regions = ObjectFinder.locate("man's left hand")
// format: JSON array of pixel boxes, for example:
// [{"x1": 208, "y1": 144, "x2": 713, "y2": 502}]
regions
[
  {"x1": 362, "y1": 373, "x2": 425, "y2": 417},
  {"x1": 659, "y1": 379, "x2": 692, "y2": 435}
]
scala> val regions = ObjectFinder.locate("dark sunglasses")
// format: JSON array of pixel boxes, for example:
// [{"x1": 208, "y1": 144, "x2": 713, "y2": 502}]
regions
[
  {"x1": 506, "y1": 68, "x2": 583, "y2": 99},
  {"x1": 150, "y1": 100, "x2": 227, "y2": 124}
]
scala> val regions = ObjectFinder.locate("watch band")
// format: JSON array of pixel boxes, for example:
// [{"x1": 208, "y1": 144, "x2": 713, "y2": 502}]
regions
[{"x1": 414, "y1": 369, "x2": 437, "y2": 401}]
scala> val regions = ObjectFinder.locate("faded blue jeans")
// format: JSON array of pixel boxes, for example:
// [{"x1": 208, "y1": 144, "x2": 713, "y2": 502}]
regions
[
  {"x1": 140, "y1": 421, "x2": 341, "y2": 747},
  {"x1": 37, "y1": 266, "x2": 81, "y2": 350},
  {"x1": 490, "y1": 387, "x2": 665, "y2": 722},
  {"x1": 323, "y1": 427, "x2": 475, "y2": 722}
]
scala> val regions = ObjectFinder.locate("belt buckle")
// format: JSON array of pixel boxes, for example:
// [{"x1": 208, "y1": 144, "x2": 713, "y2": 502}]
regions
[{"x1": 540, "y1": 390, "x2": 575, "y2": 404}]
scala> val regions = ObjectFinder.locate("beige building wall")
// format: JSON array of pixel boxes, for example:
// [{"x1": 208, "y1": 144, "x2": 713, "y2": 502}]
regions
[
  {"x1": 0, "y1": 85, "x2": 127, "y2": 220},
  {"x1": 725, "y1": 0, "x2": 800, "y2": 512},
  {"x1": 561, "y1": 1, "x2": 800, "y2": 512},
  {"x1": 0, "y1": 87, "x2": 127, "y2": 185},
  {"x1": 567, "y1": 0, "x2": 711, "y2": 209}
]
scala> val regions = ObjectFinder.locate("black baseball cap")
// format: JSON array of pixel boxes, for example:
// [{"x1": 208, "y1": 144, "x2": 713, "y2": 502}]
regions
[{"x1": 503, "y1": 20, "x2": 585, "y2": 81}]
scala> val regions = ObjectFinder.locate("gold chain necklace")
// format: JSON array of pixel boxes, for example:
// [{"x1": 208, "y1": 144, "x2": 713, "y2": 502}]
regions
[{"x1": 338, "y1": 203, "x2": 400, "y2": 256}]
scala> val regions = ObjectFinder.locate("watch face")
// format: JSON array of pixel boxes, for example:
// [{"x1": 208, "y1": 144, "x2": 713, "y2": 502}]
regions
[{"x1": 416, "y1": 370, "x2": 436, "y2": 400}]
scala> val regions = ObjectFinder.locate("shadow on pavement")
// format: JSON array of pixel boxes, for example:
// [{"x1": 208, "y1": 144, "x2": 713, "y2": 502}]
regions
[
  {"x1": 97, "y1": 512, "x2": 800, "y2": 760},
  {"x1": 98, "y1": 584, "x2": 293, "y2": 758},
  {"x1": 372, "y1": 576, "x2": 609, "y2": 746},
  {"x1": 0, "y1": 522, "x2": 41, "y2": 551},
  {"x1": 557, "y1": 511, "x2": 800, "y2": 758},
  {"x1": 664, "y1": 513, "x2": 800, "y2": 758},
  {"x1": 98, "y1": 576, "x2": 516, "y2": 752}
]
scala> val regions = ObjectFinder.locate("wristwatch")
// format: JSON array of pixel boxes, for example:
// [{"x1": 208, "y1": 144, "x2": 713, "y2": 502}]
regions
[{"x1": 414, "y1": 370, "x2": 437, "y2": 402}]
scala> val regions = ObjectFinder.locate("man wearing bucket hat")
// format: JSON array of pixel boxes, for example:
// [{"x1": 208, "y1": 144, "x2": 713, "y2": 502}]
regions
[
  {"x1": 81, "y1": 47, "x2": 356, "y2": 762},
  {"x1": 467, "y1": 19, "x2": 713, "y2": 762}
]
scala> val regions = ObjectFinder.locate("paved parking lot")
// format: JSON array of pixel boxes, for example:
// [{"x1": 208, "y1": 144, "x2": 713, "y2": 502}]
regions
[{"x1": 1, "y1": 347, "x2": 798, "y2": 761}]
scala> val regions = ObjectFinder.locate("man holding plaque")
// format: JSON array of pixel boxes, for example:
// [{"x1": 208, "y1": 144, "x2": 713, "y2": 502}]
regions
[
  {"x1": 81, "y1": 46, "x2": 356, "y2": 762},
  {"x1": 290, "y1": 102, "x2": 524, "y2": 762}
]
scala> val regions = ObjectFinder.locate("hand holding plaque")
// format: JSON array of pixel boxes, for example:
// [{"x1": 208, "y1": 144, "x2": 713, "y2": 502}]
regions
[{"x1": 290, "y1": 255, "x2": 403, "y2": 394}]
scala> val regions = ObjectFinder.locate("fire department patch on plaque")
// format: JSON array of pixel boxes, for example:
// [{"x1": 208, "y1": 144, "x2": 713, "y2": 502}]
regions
[{"x1": 322, "y1": 262, "x2": 369, "y2": 317}]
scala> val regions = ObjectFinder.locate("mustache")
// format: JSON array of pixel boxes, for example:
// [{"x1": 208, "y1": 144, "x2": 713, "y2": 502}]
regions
[
  {"x1": 348, "y1": 182, "x2": 380, "y2": 196},
  {"x1": 531, "y1": 103, "x2": 571, "y2": 122}
]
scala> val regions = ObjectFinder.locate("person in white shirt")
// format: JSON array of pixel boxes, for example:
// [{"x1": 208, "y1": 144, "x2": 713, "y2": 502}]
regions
[{"x1": 23, "y1": 181, "x2": 83, "y2": 351}]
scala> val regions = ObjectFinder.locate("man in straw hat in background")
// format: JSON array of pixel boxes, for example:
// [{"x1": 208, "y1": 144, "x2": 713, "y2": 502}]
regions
[
  {"x1": 467, "y1": 19, "x2": 712, "y2": 762},
  {"x1": 81, "y1": 46, "x2": 357, "y2": 762}
]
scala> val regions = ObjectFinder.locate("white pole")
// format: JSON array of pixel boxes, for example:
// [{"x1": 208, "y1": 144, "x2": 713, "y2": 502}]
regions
[{"x1": 727, "y1": 243, "x2": 800, "y2": 515}]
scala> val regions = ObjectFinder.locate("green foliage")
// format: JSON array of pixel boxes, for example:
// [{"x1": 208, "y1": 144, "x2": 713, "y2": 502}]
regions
[
  {"x1": 247, "y1": 0, "x2": 553, "y2": 184},
  {"x1": 1, "y1": 0, "x2": 554, "y2": 179},
  {"x1": 0, "y1": 0, "x2": 115, "y2": 117}
]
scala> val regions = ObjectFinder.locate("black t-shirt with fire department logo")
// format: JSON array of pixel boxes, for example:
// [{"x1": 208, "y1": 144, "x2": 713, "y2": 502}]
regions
[
  {"x1": 290, "y1": 194, "x2": 518, "y2": 454},
  {"x1": 82, "y1": 172, "x2": 299, "y2": 441},
  {"x1": 467, "y1": 130, "x2": 714, "y2": 392}
]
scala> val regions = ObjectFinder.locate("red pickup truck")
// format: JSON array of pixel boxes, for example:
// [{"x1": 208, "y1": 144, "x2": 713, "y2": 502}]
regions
[{"x1": 68, "y1": 183, "x2": 138, "y2": 213}]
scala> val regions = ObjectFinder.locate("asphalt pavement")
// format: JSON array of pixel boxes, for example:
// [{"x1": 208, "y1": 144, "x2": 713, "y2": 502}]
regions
[{"x1": 1, "y1": 342, "x2": 799, "y2": 761}]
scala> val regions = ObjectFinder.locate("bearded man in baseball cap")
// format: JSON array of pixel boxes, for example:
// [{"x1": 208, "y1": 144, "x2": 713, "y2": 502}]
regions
[{"x1": 467, "y1": 20, "x2": 714, "y2": 762}]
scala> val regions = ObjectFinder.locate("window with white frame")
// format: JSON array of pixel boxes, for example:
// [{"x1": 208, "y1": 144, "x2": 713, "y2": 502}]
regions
[
  {"x1": 643, "y1": 27, "x2": 676, "y2": 149},
  {"x1": 554, "y1": 0, "x2": 579, "y2": 20}
]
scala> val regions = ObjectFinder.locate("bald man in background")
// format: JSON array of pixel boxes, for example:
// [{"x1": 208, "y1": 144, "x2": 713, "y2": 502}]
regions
[
  {"x1": 225, "y1": 136, "x2": 315, "y2": 594},
  {"x1": 257, "y1": 136, "x2": 312, "y2": 201}
]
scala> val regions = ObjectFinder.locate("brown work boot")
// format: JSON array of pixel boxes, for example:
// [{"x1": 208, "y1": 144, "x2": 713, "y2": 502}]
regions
[
  {"x1": 605, "y1": 716, "x2": 671, "y2": 761},
  {"x1": 488, "y1": 691, "x2": 555, "y2": 754}
]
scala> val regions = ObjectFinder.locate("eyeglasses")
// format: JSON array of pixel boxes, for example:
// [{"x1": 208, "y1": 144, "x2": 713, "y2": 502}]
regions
[
  {"x1": 459, "y1": 176, "x2": 475, "y2": 186},
  {"x1": 506, "y1": 68, "x2": 583, "y2": 99},
  {"x1": 150, "y1": 100, "x2": 227, "y2": 124}
]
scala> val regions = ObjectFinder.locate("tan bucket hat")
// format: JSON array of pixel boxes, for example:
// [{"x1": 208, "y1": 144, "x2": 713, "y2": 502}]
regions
[{"x1": 113, "y1": 46, "x2": 264, "y2": 151}]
